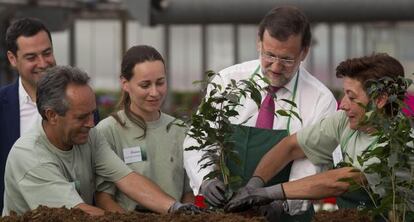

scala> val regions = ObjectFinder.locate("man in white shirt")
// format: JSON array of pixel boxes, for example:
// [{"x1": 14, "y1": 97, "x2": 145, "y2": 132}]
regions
[
  {"x1": 0, "y1": 18, "x2": 56, "y2": 211},
  {"x1": 183, "y1": 6, "x2": 337, "y2": 221}
]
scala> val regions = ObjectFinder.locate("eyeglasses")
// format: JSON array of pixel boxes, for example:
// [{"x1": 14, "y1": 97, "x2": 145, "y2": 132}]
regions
[
  {"x1": 260, "y1": 45, "x2": 297, "y2": 67},
  {"x1": 261, "y1": 53, "x2": 296, "y2": 67}
]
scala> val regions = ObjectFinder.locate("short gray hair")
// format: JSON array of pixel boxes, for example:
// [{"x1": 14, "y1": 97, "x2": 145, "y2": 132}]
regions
[{"x1": 37, "y1": 65, "x2": 90, "y2": 120}]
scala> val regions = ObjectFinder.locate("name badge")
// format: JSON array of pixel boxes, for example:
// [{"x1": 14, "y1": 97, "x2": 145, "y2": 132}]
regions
[
  {"x1": 123, "y1": 146, "x2": 142, "y2": 164},
  {"x1": 332, "y1": 146, "x2": 343, "y2": 167}
]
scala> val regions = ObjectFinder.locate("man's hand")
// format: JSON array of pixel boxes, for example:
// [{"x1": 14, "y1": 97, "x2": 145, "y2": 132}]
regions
[
  {"x1": 168, "y1": 201, "x2": 202, "y2": 214},
  {"x1": 225, "y1": 183, "x2": 285, "y2": 212},
  {"x1": 276, "y1": 167, "x2": 364, "y2": 202},
  {"x1": 199, "y1": 178, "x2": 226, "y2": 207}
]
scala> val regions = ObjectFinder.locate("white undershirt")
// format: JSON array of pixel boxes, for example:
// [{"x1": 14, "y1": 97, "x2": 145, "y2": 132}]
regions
[{"x1": 19, "y1": 78, "x2": 41, "y2": 135}]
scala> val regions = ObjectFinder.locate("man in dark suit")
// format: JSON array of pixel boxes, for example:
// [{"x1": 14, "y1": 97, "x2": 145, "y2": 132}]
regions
[{"x1": 0, "y1": 18, "x2": 56, "y2": 211}]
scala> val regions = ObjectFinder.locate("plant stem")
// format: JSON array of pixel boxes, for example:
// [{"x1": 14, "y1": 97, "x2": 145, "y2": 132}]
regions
[
  {"x1": 391, "y1": 169, "x2": 397, "y2": 222},
  {"x1": 361, "y1": 175, "x2": 388, "y2": 221},
  {"x1": 219, "y1": 145, "x2": 228, "y2": 186},
  {"x1": 218, "y1": 101, "x2": 229, "y2": 187}
]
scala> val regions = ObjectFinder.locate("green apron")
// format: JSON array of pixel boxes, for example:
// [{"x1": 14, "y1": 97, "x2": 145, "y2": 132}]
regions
[
  {"x1": 337, "y1": 132, "x2": 376, "y2": 212},
  {"x1": 227, "y1": 66, "x2": 314, "y2": 222},
  {"x1": 337, "y1": 189, "x2": 374, "y2": 209},
  {"x1": 337, "y1": 132, "x2": 386, "y2": 221},
  {"x1": 228, "y1": 126, "x2": 291, "y2": 187}
]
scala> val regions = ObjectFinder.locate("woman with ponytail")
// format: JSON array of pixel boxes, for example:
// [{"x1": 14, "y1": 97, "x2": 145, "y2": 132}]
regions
[{"x1": 95, "y1": 45, "x2": 194, "y2": 212}]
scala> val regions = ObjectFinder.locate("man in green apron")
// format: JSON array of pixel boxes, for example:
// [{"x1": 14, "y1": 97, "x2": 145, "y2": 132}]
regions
[
  {"x1": 225, "y1": 53, "x2": 412, "y2": 221},
  {"x1": 183, "y1": 6, "x2": 338, "y2": 221}
]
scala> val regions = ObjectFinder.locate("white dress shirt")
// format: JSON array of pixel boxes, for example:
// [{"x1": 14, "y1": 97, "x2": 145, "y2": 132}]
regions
[
  {"x1": 19, "y1": 78, "x2": 41, "y2": 136},
  {"x1": 183, "y1": 59, "x2": 337, "y2": 214}
]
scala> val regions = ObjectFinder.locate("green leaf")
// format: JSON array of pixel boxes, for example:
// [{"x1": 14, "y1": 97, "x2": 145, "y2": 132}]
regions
[
  {"x1": 348, "y1": 183, "x2": 362, "y2": 192},
  {"x1": 222, "y1": 165, "x2": 230, "y2": 176},
  {"x1": 288, "y1": 110, "x2": 303, "y2": 123},
  {"x1": 250, "y1": 88, "x2": 262, "y2": 106},
  {"x1": 227, "y1": 150, "x2": 241, "y2": 165},
  {"x1": 239, "y1": 116, "x2": 253, "y2": 125},
  {"x1": 336, "y1": 161, "x2": 353, "y2": 168},
  {"x1": 225, "y1": 109, "x2": 239, "y2": 117},
  {"x1": 185, "y1": 145, "x2": 201, "y2": 151},
  {"x1": 209, "y1": 89, "x2": 218, "y2": 97},
  {"x1": 229, "y1": 176, "x2": 243, "y2": 190},
  {"x1": 280, "y1": 98, "x2": 297, "y2": 108},
  {"x1": 203, "y1": 170, "x2": 220, "y2": 181},
  {"x1": 276, "y1": 109, "x2": 290, "y2": 117}
]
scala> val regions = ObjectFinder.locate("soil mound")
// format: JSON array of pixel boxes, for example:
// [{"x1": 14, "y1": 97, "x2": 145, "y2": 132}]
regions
[{"x1": 0, "y1": 205, "x2": 265, "y2": 222}]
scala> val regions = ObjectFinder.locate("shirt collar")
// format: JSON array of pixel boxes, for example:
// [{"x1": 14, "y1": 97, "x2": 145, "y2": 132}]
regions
[{"x1": 18, "y1": 77, "x2": 35, "y2": 106}]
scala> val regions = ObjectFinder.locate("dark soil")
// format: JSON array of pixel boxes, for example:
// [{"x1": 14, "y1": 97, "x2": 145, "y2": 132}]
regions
[
  {"x1": 312, "y1": 208, "x2": 373, "y2": 222},
  {"x1": 0, "y1": 206, "x2": 266, "y2": 222}
]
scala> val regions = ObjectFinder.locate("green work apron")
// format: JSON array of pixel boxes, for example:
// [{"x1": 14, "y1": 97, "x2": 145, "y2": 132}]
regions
[
  {"x1": 228, "y1": 125, "x2": 314, "y2": 222},
  {"x1": 227, "y1": 66, "x2": 314, "y2": 222},
  {"x1": 337, "y1": 131, "x2": 377, "y2": 209},
  {"x1": 337, "y1": 132, "x2": 387, "y2": 222},
  {"x1": 337, "y1": 189, "x2": 374, "y2": 209}
]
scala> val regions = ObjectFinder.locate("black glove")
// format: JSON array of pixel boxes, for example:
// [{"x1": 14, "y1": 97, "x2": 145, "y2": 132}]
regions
[
  {"x1": 199, "y1": 178, "x2": 226, "y2": 207},
  {"x1": 257, "y1": 200, "x2": 285, "y2": 222},
  {"x1": 168, "y1": 201, "x2": 202, "y2": 214},
  {"x1": 225, "y1": 183, "x2": 286, "y2": 212}
]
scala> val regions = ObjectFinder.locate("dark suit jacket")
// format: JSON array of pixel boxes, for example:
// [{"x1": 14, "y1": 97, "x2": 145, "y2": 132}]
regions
[
  {"x1": 0, "y1": 79, "x2": 100, "y2": 211},
  {"x1": 0, "y1": 80, "x2": 19, "y2": 211}
]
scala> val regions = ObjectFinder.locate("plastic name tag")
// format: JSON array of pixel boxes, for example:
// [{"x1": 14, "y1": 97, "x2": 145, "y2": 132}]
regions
[
  {"x1": 332, "y1": 146, "x2": 343, "y2": 167},
  {"x1": 123, "y1": 146, "x2": 142, "y2": 164}
]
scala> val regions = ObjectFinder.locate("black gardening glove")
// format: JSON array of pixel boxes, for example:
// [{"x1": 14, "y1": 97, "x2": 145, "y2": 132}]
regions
[
  {"x1": 245, "y1": 176, "x2": 266, "y2": 189},
  {"x1": 168, "y1": 201, "x2": 203, "y2": 214},
  {"x1": 225, "y1": 183, "x2": 286, "y2": 212},
  {"x1": 256, "y1": 200, "x2": 285, "y2": 222},
  {"x1": 199, "y1": 178, "x2": 226, "y2": 207}
]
